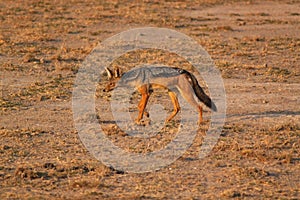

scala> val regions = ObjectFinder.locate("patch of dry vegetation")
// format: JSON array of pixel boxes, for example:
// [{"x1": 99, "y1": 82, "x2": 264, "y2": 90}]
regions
[{"x1": 0, "y1": 0, "x2": 299, "y2": 199}]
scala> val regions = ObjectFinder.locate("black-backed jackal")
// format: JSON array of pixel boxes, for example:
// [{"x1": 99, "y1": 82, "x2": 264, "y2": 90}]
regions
[{"x1": 104, "y1": 66, "x2": 217, "y2": 125}]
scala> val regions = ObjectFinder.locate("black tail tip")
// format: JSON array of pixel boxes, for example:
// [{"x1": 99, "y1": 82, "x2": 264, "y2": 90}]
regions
[{"x1": 211, "y1": 102, "x2": 217, "y2": 112}]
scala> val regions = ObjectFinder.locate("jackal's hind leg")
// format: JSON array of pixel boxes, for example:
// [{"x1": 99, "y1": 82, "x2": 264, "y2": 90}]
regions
[
  {"x1": 197, "y1": 105, "x2": 203, "y2": 125},
  {"x1": 165, "y1": 91, "x2": 180, "y2": 122},
  {"x1": 178, "y1": 78, "x2": 203, "y2": 125}
]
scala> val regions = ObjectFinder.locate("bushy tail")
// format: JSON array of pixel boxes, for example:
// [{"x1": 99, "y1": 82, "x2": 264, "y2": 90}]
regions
[{"x1": 189, "y1": 73, "x2": 217, "y2": 112}]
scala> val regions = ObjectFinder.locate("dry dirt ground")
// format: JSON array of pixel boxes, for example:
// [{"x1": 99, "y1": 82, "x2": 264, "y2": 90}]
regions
[{"x1": 1, "y1": 0, "x2": 300, "y2": 199}]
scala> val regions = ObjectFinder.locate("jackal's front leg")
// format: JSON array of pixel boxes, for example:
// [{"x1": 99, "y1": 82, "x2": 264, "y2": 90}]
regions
[{"x1": 136, "y1": 86, "x2": 150, "y2": 124}]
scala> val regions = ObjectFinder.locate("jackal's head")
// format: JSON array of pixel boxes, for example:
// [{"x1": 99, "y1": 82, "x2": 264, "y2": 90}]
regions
[{"x1": 103, "y1": 67, "x2": 122, "y2": 92}]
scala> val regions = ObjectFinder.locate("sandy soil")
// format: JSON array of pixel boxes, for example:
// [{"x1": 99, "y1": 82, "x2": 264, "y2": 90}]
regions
[{"x1": 1, "y1": 0, "x2": 299, "y2": 199}]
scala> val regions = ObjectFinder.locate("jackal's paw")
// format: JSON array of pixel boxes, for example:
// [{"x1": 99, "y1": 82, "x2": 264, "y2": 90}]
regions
[
  {"x1": 134, "y1": 119, "x2": 145, "y2": 126},
  {"x1": 198, "y1": 118, "x2": 210, "y2": 125},
  {"x1": 144, "y1": 111, "x2": 149, "y2": 118},
  {"x1": 164, "y1": 119, "x2": 170, "y2": 124},
  {"x1": 135, "y1": 119, "x2": 151, "y2": 126},
  {"x1": 197, "y1": 120, "x2": 204, "y2": 125},
  {"x1": 135, "y1": 119, "x2": 142, "y2": 124}
]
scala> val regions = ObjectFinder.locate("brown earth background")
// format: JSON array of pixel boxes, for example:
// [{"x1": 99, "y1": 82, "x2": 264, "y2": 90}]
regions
[{"x1": 1, "y1": 0, "x2": 300, "y2": 199}]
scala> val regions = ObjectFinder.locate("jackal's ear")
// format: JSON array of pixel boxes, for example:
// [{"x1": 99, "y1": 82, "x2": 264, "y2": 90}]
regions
[
  {"x1": 105, "y1": 67, "x2": 113, "y2": 80},
  {"x1": 114, "y1": 67, "x2": 121, "y2": 78}
]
